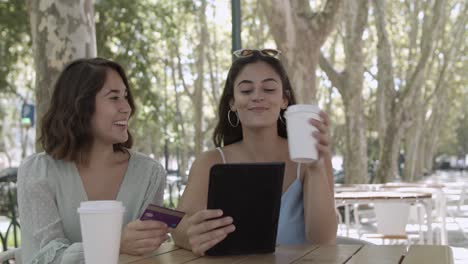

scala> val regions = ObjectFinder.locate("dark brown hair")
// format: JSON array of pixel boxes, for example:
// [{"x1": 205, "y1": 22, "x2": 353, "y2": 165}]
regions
[
  {"x1": 213, "y1": 51, "x2": 297, "y2": 147},
  {"x1": 39, "y1": 57, "x2": 136, "y2": 162}
]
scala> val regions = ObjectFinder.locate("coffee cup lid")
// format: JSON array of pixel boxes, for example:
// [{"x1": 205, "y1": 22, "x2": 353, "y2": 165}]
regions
[
  {"x1": 285, "y1": 104, "x2": 321, "y2": 116},
  {"x1": 77, "y1": 200, "x2": 125, "y2": 214}
]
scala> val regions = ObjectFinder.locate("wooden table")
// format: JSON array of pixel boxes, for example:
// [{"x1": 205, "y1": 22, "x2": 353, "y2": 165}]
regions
[{"x1": 119, "y1": 243, "x2": 453, "y2": 264}]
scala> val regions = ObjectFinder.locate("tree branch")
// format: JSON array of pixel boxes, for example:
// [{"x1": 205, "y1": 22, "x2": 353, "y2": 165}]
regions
[
  {"x1": 313, "y1": 0, "x2": 343, "y2": 44},
  {"x1": 258, "y1": 0, "x2": 287, "y2": 44},
  {"x1": 353, "y1": 0, "x2": 368, "y2": 43},
  {"x1": 343, "y1": 0, "x2": 368, "y2": 64},
  {"x1": 401, "y1": 0, "x2": 446, "y2": 106},
  {"x1": 169, "y1": 56, "x2": 187, "y2": 142},
  {"x1": 364, "y1": 67, "x2": 377, "y2": 81},
  {"x1": 174, "y1": 42, "x2": 193, "y2": 98},
  {"x1": 3, "y1": 85, "x2": 28, "y2": 102},
  {"x1": 373, "y1": 0, "x2": 396, "y2": 97},
  {"x1": 319, "y1": 52, "x2": 343, "y2": 93},
  {"x1": 424, "y1": 0, "x2": 466, "y2": 105}
]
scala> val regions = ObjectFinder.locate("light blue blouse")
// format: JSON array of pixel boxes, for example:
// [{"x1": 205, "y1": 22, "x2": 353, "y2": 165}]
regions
[
  {"x1": 215, "y1": 148, "x2": 306, "y2": 245},
  {"x1": 276, "y1": 175, "x2": 307, "y2": 244}
]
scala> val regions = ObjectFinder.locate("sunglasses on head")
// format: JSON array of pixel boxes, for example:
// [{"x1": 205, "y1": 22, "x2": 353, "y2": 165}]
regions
[{"x1": 233, "y1": 49, "x2": 282, "y2": 59}]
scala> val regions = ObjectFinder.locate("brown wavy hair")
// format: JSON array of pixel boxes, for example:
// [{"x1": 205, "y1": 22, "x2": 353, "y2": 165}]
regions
[
  {"x1": 213, "y1": 51, "x2": 297, "y2": 147},
  {"x1": 39, "y1": 57, "x2": 136, "y2": 163}
]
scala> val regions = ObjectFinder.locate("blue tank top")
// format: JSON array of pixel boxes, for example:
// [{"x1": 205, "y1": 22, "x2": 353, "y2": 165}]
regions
[{"x1": 215, "y1": 148, "x2": 306, "y2": 245}]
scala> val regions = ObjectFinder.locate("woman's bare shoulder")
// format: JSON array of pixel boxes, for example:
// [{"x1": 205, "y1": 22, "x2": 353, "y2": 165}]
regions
[
  {"x1": 216, "y1": 142, "x2": 243, "y2": 159},
  {"x1": 196, "y1": 149, "x2": 224, "y2": 165},
  {"x1": 188, "y1": 149, "x2": 224, "y2": 178}
]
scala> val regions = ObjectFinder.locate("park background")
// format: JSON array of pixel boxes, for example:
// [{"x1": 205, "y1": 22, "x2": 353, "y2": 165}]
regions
[
  {"x1": 0, "y1": 0, "x2": 466, "y2": 190},
  {"x1": 0, "y1": 0, "x2": 468, "y2": 257}
]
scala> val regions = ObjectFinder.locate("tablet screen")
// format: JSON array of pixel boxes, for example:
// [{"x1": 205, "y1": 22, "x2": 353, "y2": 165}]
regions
[{"x1": 206, "y1": 162, "x2": 285, "y2": 256}]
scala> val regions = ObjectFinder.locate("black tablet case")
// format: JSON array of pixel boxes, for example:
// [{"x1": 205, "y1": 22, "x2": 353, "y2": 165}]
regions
[{"x1": 206, "y1": 162, "x2": 285, "y2": 256}]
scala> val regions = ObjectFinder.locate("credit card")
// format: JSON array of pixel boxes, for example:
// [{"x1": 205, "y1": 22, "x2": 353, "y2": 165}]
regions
[{"x1": 140, "y1": 204, "x2": 185, "y2": 228}]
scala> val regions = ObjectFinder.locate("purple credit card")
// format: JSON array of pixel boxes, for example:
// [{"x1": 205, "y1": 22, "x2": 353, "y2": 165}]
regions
[{"x1": 140, "y1": 204, "x2": 185, "y2": 228}]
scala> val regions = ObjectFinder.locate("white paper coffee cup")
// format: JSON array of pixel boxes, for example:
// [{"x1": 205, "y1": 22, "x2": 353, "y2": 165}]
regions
[
  {"x1": 284, "y1": 104, "x2": 321, "y2": 163},
  {"x1": 77, "y1": 201, "x2": 125, "y2": 264}
]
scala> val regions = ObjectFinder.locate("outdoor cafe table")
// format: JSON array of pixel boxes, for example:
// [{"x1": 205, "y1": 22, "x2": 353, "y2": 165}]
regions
[
  {"x1": 119, "y1": 242, "x2": 453, "y2": 264},
  {"x1": 334, "y1": 191, "x2": 433, "y2": 244}
]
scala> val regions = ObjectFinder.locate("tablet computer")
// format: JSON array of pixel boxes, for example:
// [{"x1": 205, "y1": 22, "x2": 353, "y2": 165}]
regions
[{"x1": 206, "y1": 162, "x2": 285, "y2": 256}]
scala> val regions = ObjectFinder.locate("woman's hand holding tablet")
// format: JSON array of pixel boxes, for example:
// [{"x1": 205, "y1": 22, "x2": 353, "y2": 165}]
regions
[{"x1": 185, "y1": 209, "x2": 236, "y2": 256}]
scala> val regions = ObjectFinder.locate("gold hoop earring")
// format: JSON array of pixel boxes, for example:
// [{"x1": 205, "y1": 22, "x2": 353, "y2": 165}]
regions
[
  {"x1": 279, "y1": 114, "x2": 285, "y2": 125},
  {"x1": 228, "y1": 110, "x2": 239, "y2": 127}
]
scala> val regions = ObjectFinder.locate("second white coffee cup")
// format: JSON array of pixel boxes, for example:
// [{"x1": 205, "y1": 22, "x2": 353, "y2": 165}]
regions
[
  {"x1": 284, "y1": 104, "x2": 321, "y2": 163},
  {"x1": 77, "y1": 200, "x2": 125, "y2": 264}
]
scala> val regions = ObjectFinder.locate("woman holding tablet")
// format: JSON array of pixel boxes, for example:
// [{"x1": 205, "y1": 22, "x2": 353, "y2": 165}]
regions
[{"x1": 172, "y1": 49, "x2": 337, "y2": 255}]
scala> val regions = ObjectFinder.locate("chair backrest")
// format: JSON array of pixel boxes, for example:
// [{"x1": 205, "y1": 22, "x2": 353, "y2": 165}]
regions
[
  {"x1": 374, "y1": 203, "x2": 410, "y2": 236},
  {"x1": 0, "y1": 247, "x2": 21, "y2": 264}
]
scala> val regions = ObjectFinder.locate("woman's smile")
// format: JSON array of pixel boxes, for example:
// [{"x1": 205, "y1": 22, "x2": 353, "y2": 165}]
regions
[{"x1": 248, "y1": 106, "x2": 269, "y2": 112}]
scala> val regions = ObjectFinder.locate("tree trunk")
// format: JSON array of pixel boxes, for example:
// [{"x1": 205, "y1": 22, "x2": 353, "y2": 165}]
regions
[
  {"x1": 259, "y1": 0, "x2": 342, "y2": 103},
  {"x1": 323, "y1": 33, "x2": 338, "y2": 117},
  {"x1": 375, "y1": 112, "x2": 402, "y2": 183},
  {"x1": 343, "y1": 95, "x2": 368, "y2": 183},
  {"x1": 373, "y1": 0, "x2": 396, "y2": 154},
  {"x1": 28, "y1": 0, "x2": 96, "y2": 150},
  {"x1": 169, "y1": 46, "x2": 189, "y2": 180},
  {"x1": 423, "y1": 119, "x2": 442, "y2": 172},
  {"x1": 424, "y1": 1, "x2": 466, "y2": 174},
  {"x1": 401, "y1": 0, "x2": 423, "y2": 181},
  {"x1": 403, "y1": 91, "x2": 424, "y2": 181},
  {"x1": 404, "y1": 0, "x2": 465, "y2": 179},
  {"x1": 193, "y1": 0, "x2": 208, "y2": 156},
  {"x1": 373, "y1": 0, "x2": 445, "y2": 183},
  {"x1": 319, "y1": 0, "x2": 368, "y2": 183},
  {"x1": 404, "y1": 0, "x2": 452, "y2": 181}
]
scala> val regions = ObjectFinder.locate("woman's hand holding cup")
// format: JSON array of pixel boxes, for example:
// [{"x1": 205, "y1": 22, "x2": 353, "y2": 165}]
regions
[
  {"x1": 285, "y1": 104, "x2": 326, "y2": 163},
  {"x1": 310, "y1": 111, "x2": 331, "y2": 159}
]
